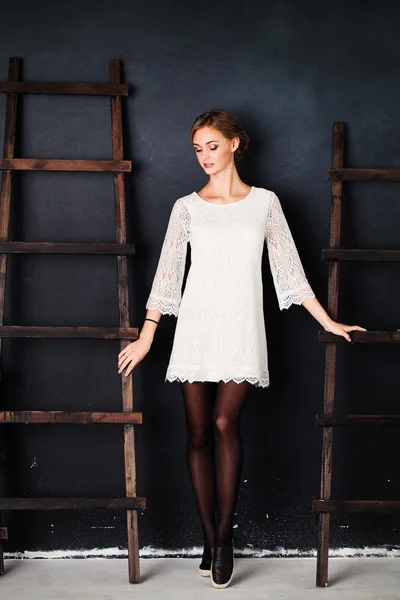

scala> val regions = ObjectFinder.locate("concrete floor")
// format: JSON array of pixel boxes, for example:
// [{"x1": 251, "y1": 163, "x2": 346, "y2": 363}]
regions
[{"x1": 1, "y1": 558, "x2": 399, "y2": 599}]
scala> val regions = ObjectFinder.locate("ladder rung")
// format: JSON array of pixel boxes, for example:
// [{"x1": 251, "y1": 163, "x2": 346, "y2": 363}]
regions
[
  {"x1": 0, "y1": 242, "x2": 136, "y2": 255},
  {"x1": 329, "y1": 168, "x2": 400, "y2": 181},
  {"x1": 0, "y1": 527, "x2": 7, "y2": 540},
  {"x1": 323, "y1": 249, "x2": 400, "y2": 261},
  {"x1": 0, "y1": 326, "x2": 138, "y2": 339},
  {"x1": 316, "y1": 414, "x2": 400, "y2": 426},
  {"x1": 0, "y1": 497, "x2": 146, "y2": 510},
  {"x1": 319, "y1": 331, "x2": 400, "y2": 343},
  {"x1": 0, "y1": 159, "x2": 131, "y2": 172},
  {"x1": 0, "y1": 411, "x2": 142, "y2": 424},
  {"x1": 0, "y1": 81, "x2": 128, "y2": 96},
  {"x1": 313, "y1": 500, "x2": 400, "y2": 513}
]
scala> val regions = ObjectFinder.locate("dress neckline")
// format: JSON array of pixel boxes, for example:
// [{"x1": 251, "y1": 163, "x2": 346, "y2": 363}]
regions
[{"x1": 193, "y1": 186, "x2": 254, "y2": 206}]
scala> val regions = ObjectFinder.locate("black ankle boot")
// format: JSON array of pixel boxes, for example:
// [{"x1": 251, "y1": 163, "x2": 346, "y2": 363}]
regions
[
  {"x1": 211, "y1": 544, "x2": 234, "y2": 588},
  {"x1": 198, "y1": 545, "x2": 212, "y2": 577}
]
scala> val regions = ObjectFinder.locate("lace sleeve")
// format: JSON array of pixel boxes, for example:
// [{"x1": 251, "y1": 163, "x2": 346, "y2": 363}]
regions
[
  {"x1": 265, "y1": 192, "x2": 315, "y2": 310},
  {"x1": 145, "y1": 197, "x2": 191, "y2": 316}
]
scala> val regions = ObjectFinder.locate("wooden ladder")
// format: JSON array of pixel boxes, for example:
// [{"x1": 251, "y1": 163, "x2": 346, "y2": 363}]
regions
[
  {"x1": 313, "y1": 121, "x2": 400, "y2": 586},
  {"x1": 0, "y1": 57, "x2": 145, "y2": 583}
]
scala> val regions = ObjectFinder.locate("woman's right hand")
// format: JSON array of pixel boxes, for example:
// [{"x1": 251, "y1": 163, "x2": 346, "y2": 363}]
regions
[{"x1": 118, "y1": 337, "x2": 152, "y2": 377}]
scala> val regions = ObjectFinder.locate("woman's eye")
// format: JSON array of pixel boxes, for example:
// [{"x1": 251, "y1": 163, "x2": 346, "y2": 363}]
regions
[{"x1": 194, "y1": 146, "x2": 218, "y2": 153}]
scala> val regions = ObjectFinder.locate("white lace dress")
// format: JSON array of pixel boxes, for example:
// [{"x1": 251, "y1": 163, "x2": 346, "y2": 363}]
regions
[{"x1": 145, "y1": 185, "x2": 315, "y2": 387}]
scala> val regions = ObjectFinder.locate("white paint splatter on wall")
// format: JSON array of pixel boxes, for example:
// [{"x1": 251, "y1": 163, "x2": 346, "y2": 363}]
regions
[{"x1": 5, "y1": 545, "x2": 400, "y2": 560}]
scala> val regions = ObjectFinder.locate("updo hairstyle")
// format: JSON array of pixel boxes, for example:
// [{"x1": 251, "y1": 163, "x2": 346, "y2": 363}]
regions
[{"x1": 189, "y1": 108, "x2": 249, "y2": 163}]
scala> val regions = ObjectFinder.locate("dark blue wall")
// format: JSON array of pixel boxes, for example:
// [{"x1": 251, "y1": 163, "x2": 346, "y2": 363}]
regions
[{"x1": 1, "y1": 0, "x2": 399, "y2": 556}]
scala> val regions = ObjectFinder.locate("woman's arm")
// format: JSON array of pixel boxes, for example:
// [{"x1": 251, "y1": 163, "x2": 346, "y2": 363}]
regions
[
  {"x1": 301, "y1": 296, "x2": 367, "y2": 341},
  {"x1": 118, "y1": 197, "x2": 190, "y2": 377},
  {"x1": 138, "y1": 308, "x2": 163, "y2": 344},
  {"x1": 145, "y1": 197, "x2": 191, "y2": 316},
  {"x1": 264, "y1": 192, "x2": 315, "y2": 310},
  {"x1": 264, "y1": 193, "x2": 367, "y2": 341}
]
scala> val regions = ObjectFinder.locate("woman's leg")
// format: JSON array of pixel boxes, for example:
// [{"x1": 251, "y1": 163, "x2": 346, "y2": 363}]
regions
[
  {"x1": 213, "y1": 380, "x2": 252, "y2": 546},
  {"x1": 180, "y1": 380, "x2": 217, "y2": 549}
]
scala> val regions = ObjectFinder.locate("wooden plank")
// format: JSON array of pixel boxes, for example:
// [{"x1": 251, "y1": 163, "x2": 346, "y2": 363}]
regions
[
  {"x1": 320, "y1": 331, "x2": 400, "y2": 343},
  {"x1": 0, "y1": 55, "x2": 21, "y2": 578},
  {"x1": 313, "y1": 500, "x2": 400, "y2": 513},
  {"x1": 0, "y1": 411, "x2": 143, "y2": 424},
  {"x1": 110, "y1": 59, "x2": 141, "y2": 584},
  {"x1": 323, "y1": 249, "x2": 400, "y2": 261},
  {"x1": 0, "y1": 81, "x2": 128, "y2": 96},
  {"x1": 0, "y1": 497, "x2": 146, "y2": 510},
  {"x1": 329, "y1": 168, "x2": 400, "y2": 181},
  {"x1": 0, "y1": 159, "x2": 131, "y2": 172},
  {"x1": 0, "y1": 242, "x2": 136, "y2": 255},
  {"x1": 0, "y1": 326, "x2": 138, "y2": 339},
  {"x1": 317, "y1": 122, "x2": 345, "y2": 588},
  {"x1": 316, "y1": 414, "x2": 400, "y2": 427}
]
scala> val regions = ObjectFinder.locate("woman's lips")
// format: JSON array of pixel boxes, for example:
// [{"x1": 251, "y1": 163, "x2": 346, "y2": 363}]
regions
[{"x1": 204, "y1": 163, "x2": 214, "y2": 168}]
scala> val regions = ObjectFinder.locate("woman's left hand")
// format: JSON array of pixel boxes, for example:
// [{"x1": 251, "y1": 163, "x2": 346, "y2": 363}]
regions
[{"x1": 324, "y1": 319, "x2": 367, "y2": 342}]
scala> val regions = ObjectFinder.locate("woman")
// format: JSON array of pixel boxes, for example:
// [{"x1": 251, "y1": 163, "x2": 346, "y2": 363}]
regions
[{"x1": 117, "y1": 109, "x2": 366, "y2": 589}]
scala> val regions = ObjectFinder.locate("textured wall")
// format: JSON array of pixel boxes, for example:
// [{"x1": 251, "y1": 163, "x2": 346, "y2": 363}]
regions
[{"x1": 0, "y1": 0, "x2": 399, "y2": 557}]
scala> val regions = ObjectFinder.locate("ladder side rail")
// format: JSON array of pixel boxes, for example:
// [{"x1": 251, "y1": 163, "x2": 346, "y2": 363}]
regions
[
  {"x1": 110, "y1": 59, "x2": 141, "y2": 584},
  {"x1": 0, "y1": 56, "x2": 20, "y2": 576},
  {"x1": 316, "y1": 121, "x2": 345, "y2": 587}
]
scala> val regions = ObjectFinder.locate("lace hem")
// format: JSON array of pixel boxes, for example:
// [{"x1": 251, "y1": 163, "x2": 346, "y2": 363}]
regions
[
  {"x1": 145, "y1": 296, "x2": 179, "y2": 316},
  {"x1": 279, "y1": 289, "x2": 316, "y2": 311},
  {"x1": 165, "y1": 366, "x2": 270, "y2": 388}
]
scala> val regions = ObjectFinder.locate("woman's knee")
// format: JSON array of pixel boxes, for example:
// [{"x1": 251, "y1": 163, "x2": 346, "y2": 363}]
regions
[
  {"x1": 214, "y1": 414, "x2": 238, "y2": 437},
  {"x1": 188, "y1": 428, "x2": 212, "y2": 449}
]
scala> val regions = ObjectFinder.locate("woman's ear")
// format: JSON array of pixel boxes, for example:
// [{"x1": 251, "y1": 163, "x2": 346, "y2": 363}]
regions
[{"x1": 232, "y1": 136, "x2": 240, "y2": 152}]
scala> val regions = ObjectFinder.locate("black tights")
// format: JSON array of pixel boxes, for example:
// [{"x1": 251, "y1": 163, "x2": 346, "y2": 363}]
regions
[{"x1": 180, "y1": 379, "x2": 252, "y2": 547}]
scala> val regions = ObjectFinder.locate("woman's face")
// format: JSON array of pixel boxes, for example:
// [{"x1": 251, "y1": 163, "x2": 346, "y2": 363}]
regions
[{"x1": 192, "y1": 126, "x2": 239, "y2": 175}]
